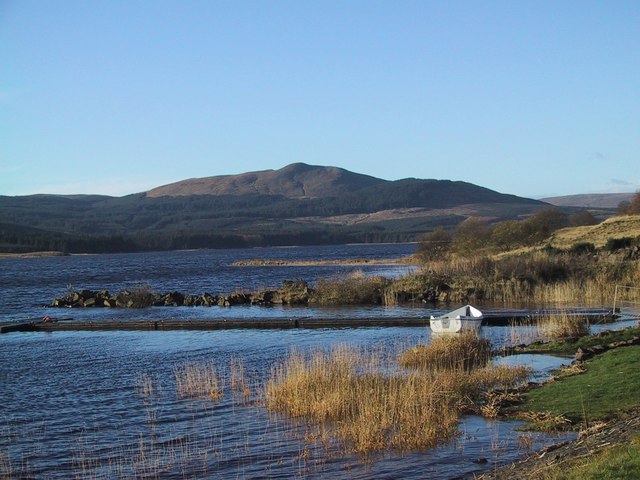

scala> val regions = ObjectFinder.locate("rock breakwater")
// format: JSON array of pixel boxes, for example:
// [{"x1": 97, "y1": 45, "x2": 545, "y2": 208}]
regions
[{"x1": 51, "y1": 280, "x2": 313, "y2": 308}]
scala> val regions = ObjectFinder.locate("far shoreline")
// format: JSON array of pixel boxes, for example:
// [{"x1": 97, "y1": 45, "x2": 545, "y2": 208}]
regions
[
  {"x1": 0, "y1": 251, "x2": 68, "y2": 259},
  {"x1": 232, "y1": 257, "x2": 416, "y2": 267}
]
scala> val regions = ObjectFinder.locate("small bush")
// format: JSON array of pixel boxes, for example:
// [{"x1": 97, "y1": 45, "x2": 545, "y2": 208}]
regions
[
  {"x1": 416, "y1": 228, "x2": 452, "y2": 262},
  {"x1": 605, "y1": 237, "x2": 633, "y2": 252},
  {"x1": 569, "y1": 210, "x2": 597, "y2": 227},
  {"x1": 569, "y1": 242, "x2": 596, "y2": 255},
  {"x1": 117, "y1": 284, "x2": 156, "y2": 308}
]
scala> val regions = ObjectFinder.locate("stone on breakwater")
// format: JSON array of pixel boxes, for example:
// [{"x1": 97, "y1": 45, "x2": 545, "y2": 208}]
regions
[
  {"x1": 160, "y1": 291, "x2": 185, "y2": 307},
  {"x1": 218, "y1": 292, "x2": 251, "y2": 307},
  {"x1": 278, "y1": 280, "x2": 311, "y2": 305}
]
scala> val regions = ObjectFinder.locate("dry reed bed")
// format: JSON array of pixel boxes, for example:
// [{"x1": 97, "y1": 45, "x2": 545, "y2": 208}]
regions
[
  {"x1": 537, "y1": 312, "x2": 590, "y2": 339},
  {"x1": 389, "y1": 251, "x2": 640, "y2": 306},
  {"x1": 265, "y1": 337, "x2": 530, "y2": 454},
  {"x1": 311, "y1": 271, "x2": 390, "y2": 305},
  {"x1": 399, "y1": 332, "x2": 492, "y2": 371}
]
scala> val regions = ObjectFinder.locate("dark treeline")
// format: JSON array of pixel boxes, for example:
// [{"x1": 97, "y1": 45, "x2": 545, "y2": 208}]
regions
[
  {"x1": 617, "y1": 191, "x2": 640, "y2": 215},
  {"x1": 0, "y1": 223, "x2": 420, "y2": 254}
]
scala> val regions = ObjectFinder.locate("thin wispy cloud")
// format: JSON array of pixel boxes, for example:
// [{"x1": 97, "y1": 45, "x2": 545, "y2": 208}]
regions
[
  {"x1": 591, "y1": 178, "x2": 640, "y2": 194},
  {"x1": 610, "y1": 178, "x2": 634, "y2": 187},
  {"x1": 592, "y1": 152, "x2": 608, "y2": 163}
]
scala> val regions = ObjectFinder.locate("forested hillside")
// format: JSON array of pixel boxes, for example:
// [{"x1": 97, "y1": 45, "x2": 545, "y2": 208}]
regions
[{"x1": 0, "y1": 164, "x2": 546, "y2": 253}]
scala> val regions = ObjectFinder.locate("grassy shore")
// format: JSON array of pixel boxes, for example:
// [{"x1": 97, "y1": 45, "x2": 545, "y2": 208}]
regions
[
  {"x1": 519, "y1": 345, "x2": 640, "y2": 425},
  {"x1": 481, "y1": 326, "x2": 640, "y2": 479},
  {"x1": 384, "y1": 249, "x2": 640, "y2": 306},
  {"x1": 515, "y1": 326, "x2": 640, "y2": 355}
]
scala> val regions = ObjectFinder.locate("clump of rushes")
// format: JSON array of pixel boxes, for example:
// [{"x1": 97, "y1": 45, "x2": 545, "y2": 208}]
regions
[
  {"x1": 136, "y1": 373, "x2": 156, "y2": 398},
  {"x1": 538, "y1": 312, "x2": 590, "y2": 340},
  {"x1": 174, "y1": 361, "x2": 222, "y2": 400},
  {"x1": 265, "y1": 342, "x2": 529, "y2": 454},
  {"x1": 398, "y1": 332, "x2": 492, "y2": 372},
  {"x1": 310, "y1": 271, "x2": 390, "y2": 305},
  {"x1": 229, "y1": 356, "x2": 252, "y2": 403}
]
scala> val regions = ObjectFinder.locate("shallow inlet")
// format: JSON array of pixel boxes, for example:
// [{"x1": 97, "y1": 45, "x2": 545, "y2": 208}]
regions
[{"x1": 0, "y1": 327, "x2": 577, "y2": 479}]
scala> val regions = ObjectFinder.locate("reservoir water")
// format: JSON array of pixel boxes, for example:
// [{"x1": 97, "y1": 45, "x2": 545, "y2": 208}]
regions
[{"x1": 0, "y1": 244, "x2": 604, "y2": 478}]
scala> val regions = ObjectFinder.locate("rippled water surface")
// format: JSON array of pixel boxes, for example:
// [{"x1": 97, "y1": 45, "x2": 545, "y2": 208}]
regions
[
  {"x1": 1, "y1": 328, "x2": 576, "y2": 479},
  {"x1": 1, "y1": 244, "x2": 417, "y2": 322},
  {"x1": 0, "y1": 244, "x2": 614, "y2": 478}
]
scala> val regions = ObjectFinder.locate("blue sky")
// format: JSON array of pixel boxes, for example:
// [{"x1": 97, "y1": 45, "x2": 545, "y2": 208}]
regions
[{"x1": 1, "y1": 1, "x2": 639, "y2": 198}]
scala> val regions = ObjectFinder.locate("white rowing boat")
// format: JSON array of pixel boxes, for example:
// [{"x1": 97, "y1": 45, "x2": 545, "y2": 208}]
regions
[{"x1": 429, "y1": 305, "x2": 483, "y2": 333}]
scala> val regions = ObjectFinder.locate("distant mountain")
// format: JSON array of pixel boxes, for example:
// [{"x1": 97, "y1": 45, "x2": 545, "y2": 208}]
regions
[
  {"x1": 542, "y1": 193, "x2": 634, "y2": 209},
  {"x1": 147, "y1": 163, "x2": 385, "y2": 198},
  {"x1": 0, "y1": 163, "x2": 547, "y2": 253}
]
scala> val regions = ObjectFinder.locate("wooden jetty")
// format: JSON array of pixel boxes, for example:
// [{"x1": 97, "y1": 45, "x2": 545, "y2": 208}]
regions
[{"x1": 0, "y1": 308, "x2": 618, "y2": 334}]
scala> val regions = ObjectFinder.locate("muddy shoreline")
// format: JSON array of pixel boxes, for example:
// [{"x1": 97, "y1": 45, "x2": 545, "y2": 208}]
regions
[{"x1": 473, "y1": 406, "x2": 640, "y2": 479}]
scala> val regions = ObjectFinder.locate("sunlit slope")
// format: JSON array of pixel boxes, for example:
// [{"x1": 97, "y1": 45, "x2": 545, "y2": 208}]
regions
[{"x1": 548, "y1": 215, "x2": 640, "y2": 249}]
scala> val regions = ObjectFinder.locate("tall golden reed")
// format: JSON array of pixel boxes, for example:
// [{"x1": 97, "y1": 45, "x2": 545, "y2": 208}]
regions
[
  {"x1": 398, "y1": 332, "x2": 492, "y2": 371},
  {"x1": 174, "y1": 361, "x2": 222, "y2": 400},
  {"x1": 537, "y1": 312, "x2": 590, "y2": 339},
  {"x1": 265, "y1": 339, "x2": 529, "y2": 454}
]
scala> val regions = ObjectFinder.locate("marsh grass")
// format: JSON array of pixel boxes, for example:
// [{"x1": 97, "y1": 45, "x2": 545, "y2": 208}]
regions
[
  {"x1": 265, "y1": 346, "x2": 460, "y2": 452},
  {"x1": 400, "y1": 248, "x2": 640, "y2": 306},
  {"x1": 508, "y1": 318, "x2": 545, "y2": 347},
  {"x1": 229, "y1": 356, "x2": 252, "y2": 403},
  {"x1": 174, "y1": 362, "x2": 223, "y2": 400},
  {"x1": 265, "y1": 340, "x2": 530, "y2": 454},
  {"x1": 136, "y1": 373, "x2": 158, "y2": 398},
  {"x1": 538, "y1": 312, "x2": 590, "y2": 340},
  {"x1": 398, "y1": 332, "x2": 492, "y2": 371}
]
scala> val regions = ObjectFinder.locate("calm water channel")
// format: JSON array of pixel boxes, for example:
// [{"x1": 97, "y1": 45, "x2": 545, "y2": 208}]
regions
[{"x1": 0, "y1": 244, "x2": 609, "y2": 478}]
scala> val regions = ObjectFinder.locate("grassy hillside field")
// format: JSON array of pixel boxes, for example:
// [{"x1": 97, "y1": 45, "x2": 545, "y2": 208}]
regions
[{"x1": 548, "y1": 214, "x2": 640, "y2": 248}]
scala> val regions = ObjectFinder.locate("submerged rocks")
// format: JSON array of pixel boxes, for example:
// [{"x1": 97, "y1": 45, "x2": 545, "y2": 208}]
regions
[{"x1": 574, "y1": 336, "x2": 640, "y2": 362}]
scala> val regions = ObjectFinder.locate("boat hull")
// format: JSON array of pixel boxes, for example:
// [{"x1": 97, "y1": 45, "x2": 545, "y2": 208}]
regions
[
  {"x1": 429, "y1": 305, "x2": 484, "y2": 334},
  {"x1": 429, "y1": 316, "x2": 483, "y2": 334}
]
